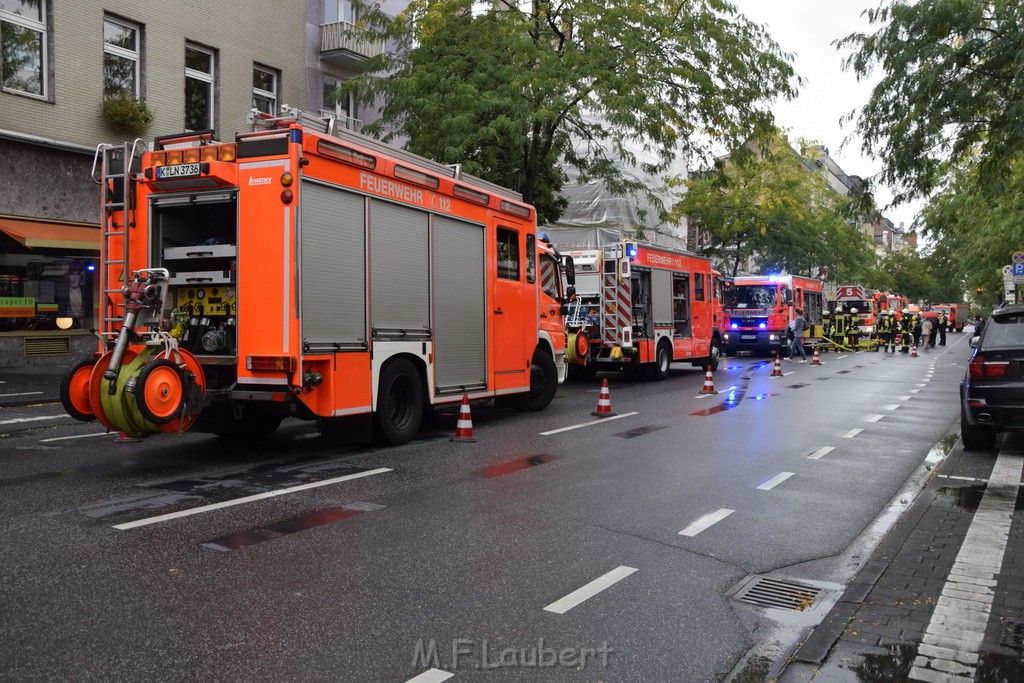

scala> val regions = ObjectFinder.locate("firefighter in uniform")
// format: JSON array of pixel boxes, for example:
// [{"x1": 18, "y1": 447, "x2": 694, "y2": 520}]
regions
[
  {"x1": 821, "y1": 309, "x2": 832, "y2": 351},
  {"x1": 849, "y1": 307, "x2": 860, "y2": 351},
  {"x1": 900, "y1": 308, "x2": 913, "y2": 353},
  {"x1": 938, "y1": 312, "x2": 948, "y2": 345},
  {"x1": 834, "y1": 306, "x2": 849, "y2": 351},
  {"x1": 879, "y1": 310, "x2": 895, "y2": 352}
]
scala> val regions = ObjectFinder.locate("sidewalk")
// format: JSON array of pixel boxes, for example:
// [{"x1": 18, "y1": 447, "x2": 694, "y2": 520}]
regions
[{"x1": 781, "y1": 433, "x2": 1024, "y2": 682}]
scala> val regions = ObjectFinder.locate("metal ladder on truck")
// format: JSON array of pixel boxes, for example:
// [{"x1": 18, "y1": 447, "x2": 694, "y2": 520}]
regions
[{"x1": 91, "y1": 140, "x2": 144, "y2": 347}]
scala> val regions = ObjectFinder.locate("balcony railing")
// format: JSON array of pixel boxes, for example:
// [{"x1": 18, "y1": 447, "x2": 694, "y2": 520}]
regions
[
  {"x1": 319, "y1": 110, "x2": 363, "y2": 133},
  {"x1": 320, "y1": 21, "x2": 383, "y2": 64}
]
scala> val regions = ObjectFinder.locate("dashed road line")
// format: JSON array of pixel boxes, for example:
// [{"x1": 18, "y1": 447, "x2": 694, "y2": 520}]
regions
[
  {"x1": 842, "y1": 428, "x2": 863, "y2": 439},
  {"x1": 0, "y1": 415, "x2": 67, "y2": 426},
  {"x1": 867, "y1": 415, "x2": 884, "y2": 423},
  {"x1": 544, "y1": 566, "x2": 638, "y2": 614},
  {"x1": 0, "y1": 391, "x2": 43, "y2": 398},
  {"x1": 897, "y1": 395, "x2": 912, "y2": 401},
  {"x1": 910, "y1": 389, "x2": 921, "y2": 394},
  {"x1": 807, "y1": 446, "x2": 835, "y2": 460},
  {"x1": 679, "y1": 508, "x2": 734, "y2": 537},
  {"x1": 112, "y1": 467, "x2": 393, "y2": 530},
  {"x1": 540, "y1": 412, "x2": 638, "y2": 436},
  {"x1": 39, "y1": 432, "x2": 115, "y2": 443},
  {"x1": 881, "y1": 404, "x2": 900, "y2": 411},
  {"x1": 757, "y1": 472, "x2": 794, "y2": 490},
  {"x1": 405, "y1": 669, "x2": 454, "y2": 683}
]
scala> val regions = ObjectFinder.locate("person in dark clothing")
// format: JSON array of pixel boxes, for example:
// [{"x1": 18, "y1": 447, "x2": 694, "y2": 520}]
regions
[
  {"x1": 938, "y1": 313, "x2": 947, "y2": 345},
  {"x1": 789, "y1": 307, "x2": 808, "y2": 361}
]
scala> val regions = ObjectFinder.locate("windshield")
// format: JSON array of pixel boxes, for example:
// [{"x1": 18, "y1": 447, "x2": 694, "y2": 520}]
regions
[
  {"x1": 727, "y1": 285, "x2": 777, "y2": 309},
  {"x1": 539, "y1": 254, "x2": 562, "y2": 301},
  {"x1": 982, "y1": 311, "x2": 1024, "y2": 347}
]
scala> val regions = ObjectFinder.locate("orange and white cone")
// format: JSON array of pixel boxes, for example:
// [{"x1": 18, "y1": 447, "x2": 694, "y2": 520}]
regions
[
  {"x1": 451, "y1": 394, "x2": 477, "y2": 442},
  {"x1": 592, "y1": 378, "x2": 617, "y2": 417},
  {"x1": 700, "y1": 366, "x2": 717, "y2": 394},
  {"x1": 770, "y1": 353, "x2": 783, "y2": 377},
  {"x1": 911, "y1": 341, "x2": 918, "y2": 358},
  {"x1": 811, "y1": 347, "x2": 821, "y2": 365}
]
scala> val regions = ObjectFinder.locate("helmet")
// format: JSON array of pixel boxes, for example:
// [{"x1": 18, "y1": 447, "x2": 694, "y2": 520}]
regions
[
  {"x1": 822, "y1": 310, "x2": 831, "y2": 316},
  {"x1": 902, "y1": 308, "x2": 910, "y2": 315},
  {"x1": 850, "y1": 307, "x2": 858, "y2": 314}
]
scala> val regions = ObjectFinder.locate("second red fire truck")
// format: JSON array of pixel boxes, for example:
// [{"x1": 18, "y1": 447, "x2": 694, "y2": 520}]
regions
[{"x1": 722, "y1": 274, "x2": 825, "y2": 356}]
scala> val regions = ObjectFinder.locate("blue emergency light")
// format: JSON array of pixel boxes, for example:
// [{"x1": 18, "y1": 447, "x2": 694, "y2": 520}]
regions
[{"x1": 624, "y1": 242, "x2": 638, "y2": 260}]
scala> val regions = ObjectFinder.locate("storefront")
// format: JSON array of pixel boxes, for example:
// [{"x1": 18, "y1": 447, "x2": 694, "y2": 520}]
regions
[{"x1": 0, "y1": 216, "x2": 100, "y2": 367}]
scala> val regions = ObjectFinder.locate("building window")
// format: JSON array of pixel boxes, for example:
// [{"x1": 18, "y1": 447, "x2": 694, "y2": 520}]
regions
[
  {"x1": 103, "y1": 17, "x2": 139, "y2": 97},
  {"x1": 326, "y1": 0, "x2": 357, "y2": 24},
  {"x1": 322, "y1": 75, "x2": 355, "y2": 119},
  {"x1": 184, "y1": 43, "x2": 215, "y2": 131},
  {"x1": 252, "y1": 65, "x2": 277, "y2": 115},
  {"x1": 1, "y1": 0, "x2": 47, "y2": 97}
]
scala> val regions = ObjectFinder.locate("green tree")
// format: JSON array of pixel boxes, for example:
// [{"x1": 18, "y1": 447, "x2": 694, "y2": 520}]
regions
[
  {"x1": 669, "y1": 128, "x2": 874, "y2": 279},
  {"x1": 875, "y1": 250, "x2": 936, "y2": 303},
  {"x1": 839, "y1": 0, "x2": 1024, "y2": 204},
  {"x1": 349, "y1": 0, "x2": 798, "y2": 223}
]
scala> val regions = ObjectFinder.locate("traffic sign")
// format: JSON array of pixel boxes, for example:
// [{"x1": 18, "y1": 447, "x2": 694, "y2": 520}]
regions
[
  {"x1": 1013, "y1": 250, "x2": 1024, "y2": 265},
  {"x1": 1013, "y1": 263, "x2": 1024, "y2": 276}
]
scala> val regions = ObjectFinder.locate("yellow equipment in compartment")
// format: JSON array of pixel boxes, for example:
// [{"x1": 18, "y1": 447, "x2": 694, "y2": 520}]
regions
[{"x1": 175, "y1": 285, "x2": 236, "y2": 316}]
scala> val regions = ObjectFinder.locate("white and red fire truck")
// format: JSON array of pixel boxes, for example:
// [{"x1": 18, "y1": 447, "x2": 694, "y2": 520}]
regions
[
  {"x1": 723, "y1": 274, "x2": 825, "y2": 356},
  {"x1": 58, "y1": 108, "x2": 572, "y2": 444},
  {"x1": 551, "y1": 238, "x2": 725, "y2": 378},
  {"x1": 832, "y1": 284, "x2": 879, "y2": 338}
]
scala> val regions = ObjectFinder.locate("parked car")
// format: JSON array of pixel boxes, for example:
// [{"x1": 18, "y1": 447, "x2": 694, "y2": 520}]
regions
[{"x1": 960, "y1": 304, "x2": 1024, "y2": 450}]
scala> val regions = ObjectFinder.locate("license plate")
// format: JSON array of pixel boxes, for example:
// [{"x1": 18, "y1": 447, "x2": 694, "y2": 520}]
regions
[
  {"x1": 156, "y1": 163, "x2": 201, "y2": 179},
  {"x1": 741, "y1": 334, "x2": 756, "y2": 340}
]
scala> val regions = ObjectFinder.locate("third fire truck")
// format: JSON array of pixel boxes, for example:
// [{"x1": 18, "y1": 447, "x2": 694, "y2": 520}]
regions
[
  {"x1": 723, "y1": 274, "x2": 825, "y2": 356},
  {"x1": 551, "y1": 238, "x2": 725, "y2": 378}
]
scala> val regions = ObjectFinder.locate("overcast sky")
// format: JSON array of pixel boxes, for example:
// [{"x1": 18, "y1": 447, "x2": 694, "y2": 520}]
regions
[{"x1": 728, "y1": 0, "x2": 923, "y2": 233}]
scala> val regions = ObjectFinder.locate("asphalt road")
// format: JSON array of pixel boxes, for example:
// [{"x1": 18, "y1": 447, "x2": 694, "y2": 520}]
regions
[{"x1": 0, "y1": 336, "x2": 973, "y2": 681}]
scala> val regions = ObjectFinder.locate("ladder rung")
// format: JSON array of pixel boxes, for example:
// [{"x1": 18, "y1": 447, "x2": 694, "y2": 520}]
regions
[
  {"x1": 105, "y1": 259, "x2": 124, "y2": 265},
  {"x1": 104, "y1": 231, "x2": 124, "y2": 237}
]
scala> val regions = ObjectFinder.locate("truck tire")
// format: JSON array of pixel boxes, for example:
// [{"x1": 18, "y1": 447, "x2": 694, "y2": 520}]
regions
[
  {"x1": 520, "y1": 350, "x2": 558, "y2": 411},
  {"x1": 692, "y1": 339, "x2": 721, "y2": 371},
  {"x1": 374, "y1": 358, "x2": 424, "y2": 445},
  {"x1": 653, "y1": 341, "x2": 672, "y2": 380},
  {"x1": 59, "y1": 357, "x2": 97, "y2": 422},
  {"x1": 960, "y1": 408, "x2": 996, "y2": 451}
]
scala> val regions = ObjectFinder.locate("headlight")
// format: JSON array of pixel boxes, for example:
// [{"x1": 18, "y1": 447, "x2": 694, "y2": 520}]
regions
[
  {"x1": 769, "y1": 334, "x2": 778, "y2": 341},
  {"x1": 723, "y1": 332, "x2": 731, "y2": 341}
]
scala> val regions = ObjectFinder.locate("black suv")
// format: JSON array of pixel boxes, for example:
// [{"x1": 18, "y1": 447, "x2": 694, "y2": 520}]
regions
[{"x1": 960, "y1": 304, "x2": 1024, "y2": 450}]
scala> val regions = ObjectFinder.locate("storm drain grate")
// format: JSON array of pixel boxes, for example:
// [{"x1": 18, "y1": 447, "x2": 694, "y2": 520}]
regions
[
  {"x1": 999, "y1": 620, "x2": 1024, "y2": 652},
  {"x1": 733, "y1": 577, "x2": 821, "y2": 612}
]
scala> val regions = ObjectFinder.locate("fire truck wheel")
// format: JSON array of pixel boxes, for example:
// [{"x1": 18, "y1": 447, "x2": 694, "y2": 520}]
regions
[
  {"x1": 59, "y1": 357, "x2": 97, "y2": 422},
  {"x1": 520, "y1": 350, "x2": 558, "y2": 411},
  {"x1": 135, "y1": 360, "x2": 187, "y2": 425},
  {"x1": 374, "y1": 358, "x2": 424, "y2": 445},
  {"x1": 653, "y1": 341, "x2": 672, "y2": 380}
]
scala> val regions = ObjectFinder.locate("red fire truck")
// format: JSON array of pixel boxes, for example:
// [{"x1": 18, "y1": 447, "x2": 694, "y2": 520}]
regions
[
  {"x1": 723, "y1": 274, "x2": 824, "y2": 356},
  {"x1": 832, "y1": 285, "x2": 879, "y2": 340},
  {"x1": 552, "y1": 239, "x2": 725, "y2": 378},
  {"x1": 930, "y1": 303, "x2": 966, "y2": 332},
  {"x1": 58, "y1": 109, "x2": 572, "y2": 444}
]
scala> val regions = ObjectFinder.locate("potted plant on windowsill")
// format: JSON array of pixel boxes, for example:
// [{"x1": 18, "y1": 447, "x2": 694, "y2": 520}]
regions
[{"x1": 101, "y1": 93, "x2": 154, "y2": 138}]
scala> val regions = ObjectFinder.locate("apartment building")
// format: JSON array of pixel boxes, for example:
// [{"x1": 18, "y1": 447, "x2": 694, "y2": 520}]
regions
[{"x1": 0, "y1": 0, "x2": 305, "y2": 364}]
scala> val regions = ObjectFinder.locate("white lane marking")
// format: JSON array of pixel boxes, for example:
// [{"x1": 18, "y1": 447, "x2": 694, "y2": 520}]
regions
[
  {"x1": 544, "y1": 566, "x2": 638, "y2": 614},
  {"x1": 0, "y1": 414, "x2": 66, "y2": 426},
  {"x1": 807, "y1": 446, "x2": 835, "y2": 460},
  {"x1": 405, "y1": 670, "x2": 454, "y2": 683},
  {"x1": 39, "y1": 432, "x2": 115, "y2": 443},
  {"x1": 540, "y1": 412, "x2": 638, "y2": 436},
  {"x1": 917, "y1": 383, "x2": 927, "y2": 387},
  {"x1": 679, "y1": 508, "x2": 734, "y2": 536},
  {"x1": 910, "y1": 448, "x2": 1024, "y2": 680},
  {"x1": 867, "y1": 415, "x2": 884, "y2": 423},
  {"x1": 881, "y1": 404, "x2": 900, "y2": 411},
  {"x1": 843, "y1": 428, "x2": 863, "y2": 438},
  {"x1": 0, "y1": 391, "x2": 43, "y2": 398},
  {"x1": 937, "y1": 474, "x2": 989, "y2": 484},
  {"x1": 694, "y1": 392, "x2": 715, "y2": 399},
  {"x1": 113, "y1": 468, "x2": 393, "y2": 530},
  {"x1": 898, "y1": 395, "x2": 912, "y2": 401},
  {"x1": 835, "y1": 355, "x2": 848, "y2": 359},
  {"x1": 910, "y1": 389, "x2": 921, "y2": 394},
  {"x1": 757, "y1": 472, "x2": 794, "y2": 490}
]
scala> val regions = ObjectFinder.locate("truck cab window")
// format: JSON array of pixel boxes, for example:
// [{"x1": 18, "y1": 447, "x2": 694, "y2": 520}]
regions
[
  {"x1": 539, "y1": 254, "x2": 560, "y2": 300},
  {"x1": 526, "y1": 233, "x2": 536, "y2": 284},
  {"x1": 497, "y1": 227, "x2": 519, "y2": 280}
]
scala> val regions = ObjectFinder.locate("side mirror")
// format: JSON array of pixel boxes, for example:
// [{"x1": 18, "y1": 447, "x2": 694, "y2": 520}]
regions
[
  {"x1": 969, "y1": 336, "x2": 981, "y2": 348},
  {"x1": 563, "y1": 255, "x2": 576, "y2": 286}
]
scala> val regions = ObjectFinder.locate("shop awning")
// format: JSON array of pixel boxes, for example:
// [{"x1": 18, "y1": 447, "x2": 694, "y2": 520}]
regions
[{"x1": 0, "y1": 218, "x2": 100, "y2": 251}]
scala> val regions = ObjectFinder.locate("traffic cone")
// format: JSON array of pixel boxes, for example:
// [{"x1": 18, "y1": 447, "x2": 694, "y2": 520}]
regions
[
  {"x1": 811, "y1": 347, "x2": 821, "y2": 365},
  {"x1": 592, "y1": 378, "x2": 617, "y2": 417},
  {"x1": 770, "y1": 353, "x2": 783, "y2": 377},
  {"x1": 700, "y1": 366, "x2": 717, "y2": 394},
  {"x1": 451, "y1": 394, "x2": 477, "y2": 442},
  {"x1": 911, "y1": 341, "x2": 918, "y2": 358}
]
